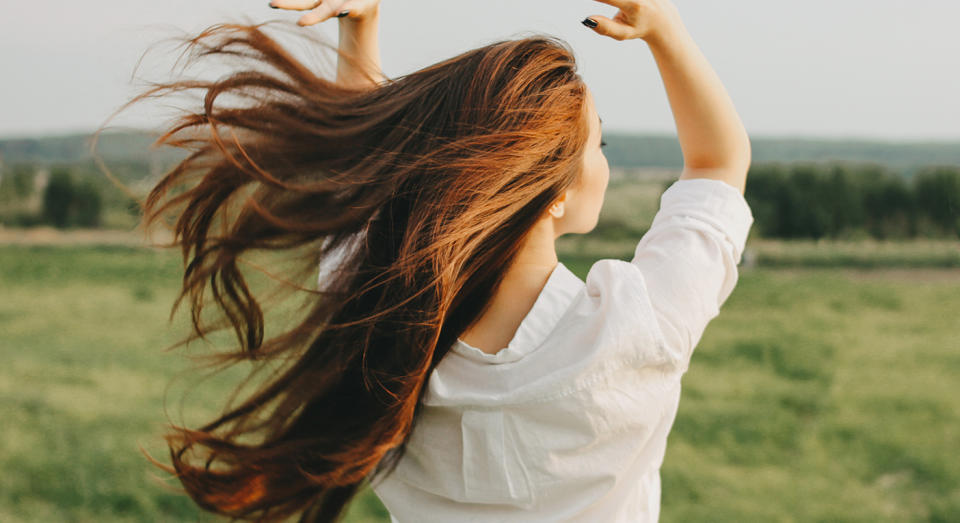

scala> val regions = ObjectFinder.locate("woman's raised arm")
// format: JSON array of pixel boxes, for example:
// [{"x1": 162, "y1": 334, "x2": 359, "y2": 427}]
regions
[
  {"x1": 270, "y1": 0, "x2": 386, "y2": 89},
  {"x1": 582, "y1": 0, "x2": 751, "y2": 194}
]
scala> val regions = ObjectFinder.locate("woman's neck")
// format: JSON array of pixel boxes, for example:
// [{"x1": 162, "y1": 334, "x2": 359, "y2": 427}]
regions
[
  {"x1": 459, "y1": 217, "x2": 560, "y2": 354},
  {"x1": 507, "y1": 216, "x2": 560, "y2": 278}
]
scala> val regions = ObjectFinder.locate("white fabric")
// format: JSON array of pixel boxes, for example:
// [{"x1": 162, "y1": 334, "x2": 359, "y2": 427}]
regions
[{"x1": 369, "y1": 178, "x2": 754, "y2": 522}]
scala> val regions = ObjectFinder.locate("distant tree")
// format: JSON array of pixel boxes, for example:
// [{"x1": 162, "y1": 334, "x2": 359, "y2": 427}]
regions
[
  {"x1": 751, "y1": 163, "x2": 830, "y2": 239},
  {"x1": 10, "y1": 165, "x2": 35, "y2": 199},
  {"x1": 0, "y1": 164, "x2": 36, "y2": 202},
  {"x1": 914, "y1": 167, "x2": 960, "y2": 237},
  {"x1": 745, "y1": 161, "x2": 926, "y2": 240},
  {"x1": 72, "y1": 180, "x2": 103, "y2": 228},
  {"x1": 743, "y1": 163, "x2": 788, "y2": 238},
  {"x1": 43, "y1": 168, "x2": 74, "y2": 228},
  {"x1": 863, "y1": 174, "x2": 915, "y2": 239},
  {"x1": 39, "y1": 167, "x2": 105, "y2": 228},
  {"x1": 823, "y1": 164, "x2": 866, "y2": 237},
  {"x1": 795, "y1": 165, "x2": 833, "y2": 238}
]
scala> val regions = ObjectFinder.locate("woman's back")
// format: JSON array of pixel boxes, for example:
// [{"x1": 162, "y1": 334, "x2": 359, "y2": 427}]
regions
[
  {"x1": 370, "y1": 178, "x2": 754, "y2": 522},
  {"x1": 458, "y1": 261, "x2": 557, "y2": 356}
]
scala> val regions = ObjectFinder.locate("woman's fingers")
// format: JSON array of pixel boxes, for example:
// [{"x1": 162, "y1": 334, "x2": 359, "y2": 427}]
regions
[
  {"x1": 583, "y1": 14, "x2": 635, "y2": 41},
  {"x1": 270, "y1": 0, "x2": 322, "y2": 11},
  {"x1": 270, "y1": 0, "x2": 368, "y2": 26},
  {"x1": 590, "y1": 0, "x2": 634, "y2": 10},
  {"x1": 584, "y1": 0, "x2": 685, "y2": 43},
  {"x1": 269, "y1": 0, "x2": 349, "y2": 25},
  {"x1": 298, "y1": 1, "x2": 348, "y2": 25}
]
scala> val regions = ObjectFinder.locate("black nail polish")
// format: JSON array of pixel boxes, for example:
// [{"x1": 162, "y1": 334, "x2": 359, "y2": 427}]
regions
[
  {"x1": 337, "y1": 10, "x2": 350, "y2": 18},
  {"x1": 581, "y1": 17, "x2": 598, "y2": 28}
]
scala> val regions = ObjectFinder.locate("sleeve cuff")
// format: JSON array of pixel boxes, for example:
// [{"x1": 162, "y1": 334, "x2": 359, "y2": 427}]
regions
[{"x1": 647, "y1": 178, "x2": 755, "y2": 261}]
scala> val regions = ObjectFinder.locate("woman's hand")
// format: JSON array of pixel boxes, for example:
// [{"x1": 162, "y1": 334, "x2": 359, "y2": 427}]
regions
[
  {"x1": 270, "y1": 0, "x2": 385, "y2": 88},
  {"x1": 582, "y1": 0, "x2": 686, "y2": 45},
  {"x1": 270, "y1": 0, "x2": 381, "y2": 27}
]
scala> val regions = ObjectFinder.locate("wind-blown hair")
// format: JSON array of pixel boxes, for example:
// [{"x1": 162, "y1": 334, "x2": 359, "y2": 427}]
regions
[{"x1": 126, "y1": 21, "x2": 590, "y2": 522}]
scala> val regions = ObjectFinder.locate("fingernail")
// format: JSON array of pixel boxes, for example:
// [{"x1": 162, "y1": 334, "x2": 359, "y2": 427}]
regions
[
  {"x1": 269, "y1": 2, "x2": 279, "y2": 8},
  {"x1": 337, "y1": 10, "x2": 350, "y2": 18},
  {"x1": 581, "y1": 17, "x2": 598, "y2": 28}
]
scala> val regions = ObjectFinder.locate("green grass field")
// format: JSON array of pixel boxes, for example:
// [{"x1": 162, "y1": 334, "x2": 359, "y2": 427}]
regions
[{"x1": 1, "y1": 244, "x2": 958, "y2": 522}]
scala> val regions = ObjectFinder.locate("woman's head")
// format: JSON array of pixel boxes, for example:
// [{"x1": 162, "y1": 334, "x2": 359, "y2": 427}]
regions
[
  {"x1": 548, "y1": 85, "x2": 610, "y2": 236},
  {"x1": 348, "y1": 31, "x2": 602, "y2": 248},
  {"x1": 125, "y1": 22, "x2": 600, "y2": 522}
]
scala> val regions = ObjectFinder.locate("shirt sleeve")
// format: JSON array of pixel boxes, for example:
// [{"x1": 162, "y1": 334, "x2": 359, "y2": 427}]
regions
[{"x1": 630, "y1": 178, "x2": 754, "y2": 371}]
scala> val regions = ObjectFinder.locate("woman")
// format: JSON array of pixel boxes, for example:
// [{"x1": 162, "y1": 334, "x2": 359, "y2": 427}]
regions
[{"x1": 134, "y1": 0, "x2": 753, "y2": 521}]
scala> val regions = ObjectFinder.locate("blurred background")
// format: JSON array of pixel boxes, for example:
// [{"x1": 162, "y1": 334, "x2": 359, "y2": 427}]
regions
[{"x1": 1, "y1": 1, "x2": 957, "y2": 521}]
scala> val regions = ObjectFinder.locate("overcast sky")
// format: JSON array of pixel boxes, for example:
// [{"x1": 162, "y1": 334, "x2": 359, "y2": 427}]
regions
[{"x1": 1, "y1": 1, "x2": 957, "y2": 141}]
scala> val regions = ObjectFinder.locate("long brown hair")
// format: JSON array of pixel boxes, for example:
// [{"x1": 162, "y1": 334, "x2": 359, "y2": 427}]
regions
[{"x1": 127, "y1": 20, "x2": 590, "y2": 522}]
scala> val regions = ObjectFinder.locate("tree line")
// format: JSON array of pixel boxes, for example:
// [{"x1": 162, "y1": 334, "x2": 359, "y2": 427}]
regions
[
  {"x1": 0, "y1": 162, "x2": 142, "y2": 229},
  {"x1": 743, "y1": 162, "x2": 959, "y2": 239},
  {"x1": 1, "y1": 160, "x2": 958, "y2": 239}
]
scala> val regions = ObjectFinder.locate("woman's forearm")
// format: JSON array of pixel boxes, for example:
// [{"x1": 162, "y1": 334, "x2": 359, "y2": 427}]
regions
[
  {"x1": 336, "y1": 8, "x2": 385, "y2": 89},
  {"x1": 647, "y1": 26, "x2": 751, "y2": 184}
]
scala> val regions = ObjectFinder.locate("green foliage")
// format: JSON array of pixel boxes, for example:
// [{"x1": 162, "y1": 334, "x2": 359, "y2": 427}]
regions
[
  {"x1": 42, "y1": 168, "x2": 75, "y2": 228},
  {"x1": 914, "y1": 167, "x2": 960, "y2": 237},
  {"x1": 0, "y1": 164, "x2": 36, "y2": 201},
  {"x1": 0, "y1": 164, "x2": 43, "y2": 226},
  {"x1": 39, "y1": 167, "x2": 105, "y2": 229},
  {"x1": 862, "y1": 169, "x2": 917, "y2": 238},
  {"x1": 1, "y1": 158, "x2": 151, "y2": 229},
  {"x1": 71, "y1": 180, "x2": 103, "y2": 228},
  {"x1": 744, "y1": 162, "x2": 960, "y2": 240}
]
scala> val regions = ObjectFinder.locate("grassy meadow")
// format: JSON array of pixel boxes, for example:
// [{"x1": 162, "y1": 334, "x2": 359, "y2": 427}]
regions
[{"x1": 1, "y1": 241, "x2": 958, "y2": 522}]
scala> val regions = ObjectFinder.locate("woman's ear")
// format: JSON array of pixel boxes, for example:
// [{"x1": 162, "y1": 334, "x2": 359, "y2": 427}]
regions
[{"x1": 549, "y1": 193, "x2": 566, "y2": 219}]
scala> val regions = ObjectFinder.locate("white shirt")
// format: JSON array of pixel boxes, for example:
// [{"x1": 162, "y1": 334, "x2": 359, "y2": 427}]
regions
[{"x1": 369, "y1": 178, "x2": 754, "y2": 522}]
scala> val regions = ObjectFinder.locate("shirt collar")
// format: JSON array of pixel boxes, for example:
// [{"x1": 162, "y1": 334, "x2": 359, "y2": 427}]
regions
[{"x1": 450, "y1": 261, "x2": 584, "y2": 364}]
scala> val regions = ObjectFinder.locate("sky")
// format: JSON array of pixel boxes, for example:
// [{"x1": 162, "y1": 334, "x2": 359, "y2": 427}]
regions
[{"x1": 0, "y1": 0, "x2": 957, "y2": 141}]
